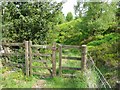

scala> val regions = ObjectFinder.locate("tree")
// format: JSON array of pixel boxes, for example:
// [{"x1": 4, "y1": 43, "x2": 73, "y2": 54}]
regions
[
  {"x1": 53, "y1": 11, "x2": 65, "y2": 24},
  {"x1": 74, "y1": 1, "x2": 118, "y2": 41},
  {"x1": 74, "y1": 1, "x2": 85, "y2": 18},
  {"x1": 2, "y1": 1, "x2": 63, "y2": 44},
  {"x1": 66, "y1": 12, "x2": 73, "y2": 22},
  {"x1": 57, "y1": 12, "x2": 65, "y2": 24}
]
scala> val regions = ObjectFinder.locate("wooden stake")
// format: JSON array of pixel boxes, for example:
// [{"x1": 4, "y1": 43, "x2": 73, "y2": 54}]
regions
[
  {"x1": 25, "y1": 41, "x2": 29, "y2": 76},
  {"x1": 81, "y1": 45, "x2": 87, "y2": 71},
  {"x1": 29, "y1": 41, "x2": 32, "y2": 76},
  {"x1": 59, "y1": 45, "x2": 62, "y2": 76},
  {"x1": 52, "y1": 42, "x2": 56, "y2": 77}
]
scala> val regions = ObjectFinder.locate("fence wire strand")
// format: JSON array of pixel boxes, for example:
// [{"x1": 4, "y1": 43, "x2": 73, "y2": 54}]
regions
[{"x1": 87, "y1": 53, "x2": 111, "y2": 88}]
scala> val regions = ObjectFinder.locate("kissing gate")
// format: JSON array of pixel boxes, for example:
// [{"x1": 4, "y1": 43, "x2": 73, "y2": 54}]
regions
[
  {"x1": 1, "y1": 41, "x2": 87, "y2": 77},
  {"x1": 25, "y1": 41, "x2": 56, "y2": 77},
  {"x1": 25, "y1": 41, "x2": 87, "y2": 77},
  {"x1": 1, "y1": 41, "x2": 113, "y2": 88}
]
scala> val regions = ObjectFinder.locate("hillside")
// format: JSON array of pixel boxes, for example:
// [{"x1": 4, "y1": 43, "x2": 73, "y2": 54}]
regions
[{"x1": 55, "y1": 18, "x2": 119, "y2": 87}]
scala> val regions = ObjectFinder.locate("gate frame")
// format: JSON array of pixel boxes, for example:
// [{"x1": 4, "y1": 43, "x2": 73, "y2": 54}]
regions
[
  {"x1": 27, "y1": 41, "x2": 56, "y2": 77},
  {"x1": 58, "y1": 44, "x2": 87, "y2": 76}
]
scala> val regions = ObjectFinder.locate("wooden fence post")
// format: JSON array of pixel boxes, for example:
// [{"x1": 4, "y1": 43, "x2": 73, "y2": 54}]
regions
[
  {"x1": 25, "y1": 41, "x2": 29, "y2": 76},
  {"x1": 59, "y1": 44, "x2": 62, "y2": 76},
  {"x1": 2, "y1": 41, "x2": 8, "y2": 63},
  {"x1": 81, "y1": 45, "x2": 87, "y2": 71},
  {"x1": 29, "y1": 41, "x2": 32, "y2": 76},
  {"x1": 52, "y1": 42, "x2": 56, "y2": 77}
]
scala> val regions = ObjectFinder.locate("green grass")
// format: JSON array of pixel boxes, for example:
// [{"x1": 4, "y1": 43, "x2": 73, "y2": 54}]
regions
[
  {"x1": 84, "y1": 69, "x2": 98, "y2": 88},
  {"x1": 1, "y1": 67, "x2": 37, "y2": 88},
  {"x1": 45, "y1": 74, "x2": 87, "y2": 88},
  {"x1": 44, "y1": 49, "x2": 88, "y2": 88}
]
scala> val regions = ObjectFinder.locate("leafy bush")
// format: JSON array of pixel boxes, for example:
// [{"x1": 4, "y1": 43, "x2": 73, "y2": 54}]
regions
[
  {"x1": 53, "y1": 18, "x2": 82, "y2": 44},
  {"x1": 88, "y1": 40, "x2": 119, "y2": 87},
  {"x1": 87, "y1": 33, "x2": 120, "y2": 46}
]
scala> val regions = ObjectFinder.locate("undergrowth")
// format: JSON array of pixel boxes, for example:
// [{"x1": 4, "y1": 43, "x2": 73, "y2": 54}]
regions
[
  {"x1": 45, "y1": 72, "x2": 87, "y2": 88},
  {"x1": 1, "y1": 67, "x2": 37, "y2": 88}
]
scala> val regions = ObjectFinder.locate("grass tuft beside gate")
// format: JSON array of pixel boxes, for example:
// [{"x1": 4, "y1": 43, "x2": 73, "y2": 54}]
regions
[
  {"x1": 45, "y1": 73, "x2": 87, "y2": 88},
  {"x1": 1, "y1": 66, "x2": 37, "y2": 88}
]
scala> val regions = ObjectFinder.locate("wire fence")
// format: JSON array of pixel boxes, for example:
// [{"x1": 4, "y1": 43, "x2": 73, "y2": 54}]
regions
[{"x1": 87, "y1": 53, "x2": 111, "y2": 88}]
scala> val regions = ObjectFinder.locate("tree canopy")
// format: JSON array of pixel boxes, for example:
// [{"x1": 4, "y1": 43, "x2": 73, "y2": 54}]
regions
[
  {"x1": 2, "y1": 1, "x2": 63, "y2": 44},
  {"x1": 74, "y1": 1, "x2": 118, "y2": 42},
  {"x1": 66, "y1": 12, "x2": 73, "y2": 22}
]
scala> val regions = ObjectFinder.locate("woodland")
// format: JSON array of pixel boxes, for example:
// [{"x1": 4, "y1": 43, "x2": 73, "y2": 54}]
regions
[{"x1": 0, "y1": 0, "x2": 120, "y2": 88}]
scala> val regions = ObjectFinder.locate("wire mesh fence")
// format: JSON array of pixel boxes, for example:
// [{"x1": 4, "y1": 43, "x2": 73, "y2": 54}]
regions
[{"x1": 87, "y1": 53, "x2": 111, "y2": 88}]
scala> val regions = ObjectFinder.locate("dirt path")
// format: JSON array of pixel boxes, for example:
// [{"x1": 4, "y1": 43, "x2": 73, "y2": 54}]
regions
[{"x1": 32, "y1": 80, "x2": 46, "y2": 88}]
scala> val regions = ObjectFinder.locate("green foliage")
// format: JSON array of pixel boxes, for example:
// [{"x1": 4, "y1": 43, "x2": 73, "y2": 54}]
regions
[
  {"x1": 52, "y1": 2, "x2": 118, "y2": 45},
  {"x1": 88, "y1": 40, "x2": 119, "y2": 86},
  {"x1": 2, "y1": 1, "x2": 62, "y2": 44},
  {"x1": 1, "y1": 1, "x2": 119, "y2": 88},
  {"x1": 74, "y1": 2, "x2": 118, "y2": 41},
  {"x1": 89, "y1": 41, "x2": 118, "y2": 66},
  {"x1": 74, "y1": 1, "x2": 84, "y2": 18},
  {"x1": 87, "y1": 33, "x2": 120, "y2": 46},
  {"x1": 66, "y1": 12, "x2": 73, "y2": 22},
  {"x1": 53, "y1": 18, "x2": 82, "y2": 44},
  {"x1": 53, "y1": 11, "x2": 65, "y2": 24}
]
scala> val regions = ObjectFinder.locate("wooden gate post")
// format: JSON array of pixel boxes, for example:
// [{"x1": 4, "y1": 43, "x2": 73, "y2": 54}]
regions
[
  {"x1": 52, "y1": 42, "x2": 56, "y2": 77},
  {"x1": 25, "y1": 41, "x2": 29, "y2": 76},
  {"x1": 81, "y1": 45, "x2": 87, "y2": 71},
  {"x1": 29, "y1": 41, "x2": 32, "y2": 76},
  {"x1": 59, "y1": 44, "x2": 62, "y2": 76}
]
